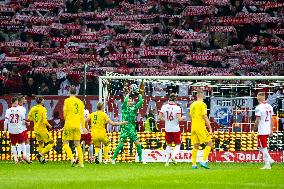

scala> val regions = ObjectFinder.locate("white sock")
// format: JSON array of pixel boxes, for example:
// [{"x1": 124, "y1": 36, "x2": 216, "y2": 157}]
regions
[
  {"x1": 12, "y1": 146, "x2": 18, "y2": 161},
  {"x1": 26, "y1": 144, "x2": 30, "y2": 160},
  {"x1": 172, "y1": 145, "x2": 181, "y2": 160},
  {"x1": 165, "y1": 145, "x2": 171, "y2": 163},
  {"x1": 89, "y1": 144, "x2": 93, "y2": 159},
  {"x1": 260, "y1": 148, "x2": 271, "y2": 164},
  {"x1": 21, "y1": 144, "x2": 27, "y2": 158},
  {"x1": 17, "y1": 143, "x2": 23, "y2": 158}
]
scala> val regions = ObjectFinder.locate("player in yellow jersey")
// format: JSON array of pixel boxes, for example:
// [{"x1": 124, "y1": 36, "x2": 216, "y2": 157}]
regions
[
  {"x1": 28, "y1": 96, "x2": 54, "y2": 164},
  {"x1": 62, "y1": 87, "x2": 85, "y2": 167},
  {"x1": 85, "y1": 102, "x2": 127, "y2": 164},
  {"x1": 190, "y1": 90, "x2": 213, "y2": 169}
]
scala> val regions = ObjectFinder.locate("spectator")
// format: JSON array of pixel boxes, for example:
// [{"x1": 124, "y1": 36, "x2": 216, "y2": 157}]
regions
[
  {"x1": 23, "y1": 77, "x2": 38, "y2": 96},
  {"x1": 232, "y1": 106, "x2": 245, "y2": 132},
  {"x1": 48, "y1": 73, "x2": 66, "y2": 95},
  {"x1": 0, "y1": 0, "x2": 283, "y2": 96},
  {"x1": 4, "y1": 66, "x2": 23, "y2": 94},
  {"x1": 51, "y1": 111, "x2": 63, "y2": 131},
  {"x1": 38, "y1": 82, "x2": 50, "y2": 95}
]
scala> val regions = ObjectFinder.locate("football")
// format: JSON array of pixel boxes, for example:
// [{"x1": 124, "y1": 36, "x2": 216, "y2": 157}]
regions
[{"x1": 130, "y1": 84, "x2": 139, "y2": 93}]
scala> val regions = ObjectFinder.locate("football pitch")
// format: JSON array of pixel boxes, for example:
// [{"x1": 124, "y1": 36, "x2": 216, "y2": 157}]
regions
[{"x1": 0, "y1": 161, "x2": 283, "y2": 189}]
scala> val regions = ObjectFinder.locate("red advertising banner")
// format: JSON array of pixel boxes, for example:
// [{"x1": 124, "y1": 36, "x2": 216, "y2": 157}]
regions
[{"x1": 140, "y1": 150, "x2": 284, "y2": 163}]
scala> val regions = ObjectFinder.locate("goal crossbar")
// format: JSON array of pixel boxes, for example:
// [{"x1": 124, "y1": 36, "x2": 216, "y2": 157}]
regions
[{"x1": 98, "y1": 75, "x2": 284, "y2": 101}]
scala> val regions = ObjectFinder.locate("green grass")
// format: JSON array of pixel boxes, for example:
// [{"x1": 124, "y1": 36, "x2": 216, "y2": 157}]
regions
[{"x1": 0, "y1": 161, "x2": 283, "y2": 189}]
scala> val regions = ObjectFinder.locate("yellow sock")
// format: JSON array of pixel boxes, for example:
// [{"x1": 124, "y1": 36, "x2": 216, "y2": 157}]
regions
[
  {"x1": 38, "y1": 143, "x2": 44, "y2": 154},
  {"x1": 104, "y1": 145, "x2": 110, "y2": 160},
  {"x1": 63, "y1": 144, "x2": 74, "y2": 161},
  {"x1": 202, "y1": 146, "x2": 212, "y2": 162},
  {"x1": 192, "y1": 148, "x2": 198, "y2": 166},
  {"x1": 76, "y1": 146, "x2": 83, "y2": 165},
  {"x1": 95, "y1": 147, "x2": 100, "y2": 157},
  {"x1": 41, "y1": 143, "x2": 54, "y2": 155}
]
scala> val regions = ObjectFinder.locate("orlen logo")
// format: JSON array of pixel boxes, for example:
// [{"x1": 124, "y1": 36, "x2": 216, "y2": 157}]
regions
[
  {"x1": 235, "y1": 152, "x2": 262, "y2": 162},
  {"x1": 221, "y1": 152, "x2": 235, "y2": 162},
  {"x1": 147, "y1": 151, "x2": 163, "y2": 160}
]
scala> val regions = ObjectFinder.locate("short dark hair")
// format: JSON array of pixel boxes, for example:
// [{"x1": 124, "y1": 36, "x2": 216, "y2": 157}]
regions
[
  {"x1": 70, "y1": 87, "x2": 77, "y2": 95},
  {"x1": 11, "y1": 97, "x2": 18, "y2": 104},
  {"x1": 169, "y1": 93, "x2": 177, "y2": 102},
  {"x1": 35, "y1": 96, "x2": 44, "y2": 104},
  {"x1": 53, "y1": 111, "x2": 60, "y2": 119}
]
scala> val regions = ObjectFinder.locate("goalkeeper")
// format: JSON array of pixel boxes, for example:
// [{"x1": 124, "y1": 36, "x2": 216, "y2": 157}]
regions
[{"x1": 112, "y1": 86, "x2": 146, "y2": 164}]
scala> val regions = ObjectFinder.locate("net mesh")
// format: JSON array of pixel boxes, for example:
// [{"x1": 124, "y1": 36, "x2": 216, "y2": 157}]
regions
[{"x1": 101, "y1": 77, "x2": 284, "y2": 156}]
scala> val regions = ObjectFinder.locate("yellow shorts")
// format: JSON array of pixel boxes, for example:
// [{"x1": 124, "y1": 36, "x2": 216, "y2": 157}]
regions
[
  {"x1": 63, "y1": 127, "x2": 81, "y2": 141},
  {"x1": 35, "y1": 130, "x2": 52, "y2": 143},
  {"x1": 91, "y1": 131, "x2": 109, "y2": 147},
  {"x1": 191, "y1": 128, "x2": 211, "y2": 145}
]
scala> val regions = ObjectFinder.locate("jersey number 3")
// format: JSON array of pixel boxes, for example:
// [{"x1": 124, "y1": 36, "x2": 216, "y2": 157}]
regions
[{"x1": 74, "y1": 103, "x2": 79, "y2": 114}]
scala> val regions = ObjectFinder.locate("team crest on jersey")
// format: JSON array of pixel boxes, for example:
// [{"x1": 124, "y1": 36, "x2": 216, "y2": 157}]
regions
[{"x1": 215, "y1": 108, "x2": 231, "y2": 126}]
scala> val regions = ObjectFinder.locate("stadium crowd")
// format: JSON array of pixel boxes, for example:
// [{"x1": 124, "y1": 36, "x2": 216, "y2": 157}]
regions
[{"x1": 0, "y1": 0, "x2": 284, "y2": 95}]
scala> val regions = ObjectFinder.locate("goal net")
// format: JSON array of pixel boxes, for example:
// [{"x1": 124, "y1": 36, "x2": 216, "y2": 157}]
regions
[{"x1": 98, "y1": 75, "x2": 284, "y2": 162}]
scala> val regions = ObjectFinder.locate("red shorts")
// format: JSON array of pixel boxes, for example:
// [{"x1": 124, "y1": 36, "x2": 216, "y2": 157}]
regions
[
  {"x1": 258, "y1": 135, "x2": 268, "y2": 148},
  {"x1": 165, "y1": 131, "x2": 181, "y2": 144},
  {"x1": 9, "y1": 133, "x2": 24, "y2": 145},
  {"x1": 81, "y1": 133, "x2": 92, "y2": 145},
  {"x1": 21, "y1": 130, "x2": 29, "y2": 142}
]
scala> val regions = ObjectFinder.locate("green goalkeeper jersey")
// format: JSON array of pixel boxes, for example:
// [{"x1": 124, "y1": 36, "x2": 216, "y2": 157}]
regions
[{"x1": 122, "y1": 94, "x2": 144, "y2": 127}]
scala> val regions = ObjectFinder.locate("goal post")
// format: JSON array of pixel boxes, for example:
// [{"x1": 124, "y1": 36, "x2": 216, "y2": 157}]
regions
[{"x1": 98, "y1": 75, "x2": 284, "y2": 162}]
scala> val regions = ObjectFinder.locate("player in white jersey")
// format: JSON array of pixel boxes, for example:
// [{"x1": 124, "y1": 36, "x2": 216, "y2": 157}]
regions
[
  {"x1": 254, "y1": 92, "x2": 275, "y2": 169},
  {"x1": 3, "y1": 97, "x2": 29, "y2": 164},
  {"x1": 17, "y1": 96, "x2": 31, "y2": 162},
  {"x1": 158, "y1": 93, "x2": 184, "y2": 166},
  {"x1": 80, "y1": 109, "x2": 94, "y2": 163}
]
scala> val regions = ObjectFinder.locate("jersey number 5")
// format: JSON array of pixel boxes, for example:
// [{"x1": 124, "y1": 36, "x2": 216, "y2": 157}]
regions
[{"x1": 166, "y1": 111, "x2": 174, "y2": 121}]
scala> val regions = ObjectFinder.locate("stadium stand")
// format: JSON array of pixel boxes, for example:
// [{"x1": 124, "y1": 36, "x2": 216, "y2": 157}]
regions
[{"x1": 0, "y1": 0, "x2": 284, "y2": 95}]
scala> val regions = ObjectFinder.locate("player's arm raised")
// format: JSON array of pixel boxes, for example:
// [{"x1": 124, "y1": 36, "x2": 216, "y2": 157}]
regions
[
  {"x1": 134, "y1": 94, "x2": 144, "y2": 111},
  {"x1": 122, "y1": 94, "x2": 130, "y2": 109}
]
